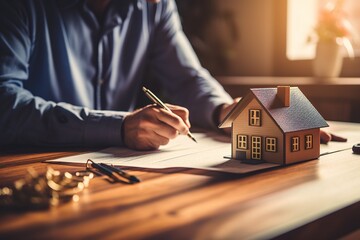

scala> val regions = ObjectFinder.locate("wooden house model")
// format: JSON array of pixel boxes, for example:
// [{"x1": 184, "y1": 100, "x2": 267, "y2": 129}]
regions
[{"x1": 219, "y1": 86, "x2": 328, "y2": 165}]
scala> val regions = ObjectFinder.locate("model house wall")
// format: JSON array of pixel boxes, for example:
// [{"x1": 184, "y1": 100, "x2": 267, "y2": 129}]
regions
[
  {"x1": 285, "y1": 129, "x2": 320, "y2": 164},
  {"x1": 231, "y1": 98, "x2": 284, "y2": 164}
]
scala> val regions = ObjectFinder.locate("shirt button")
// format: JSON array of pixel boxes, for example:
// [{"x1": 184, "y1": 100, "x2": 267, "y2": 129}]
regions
[{"x1": 137, "y1": 0, "x2": 143, "y2": 10}]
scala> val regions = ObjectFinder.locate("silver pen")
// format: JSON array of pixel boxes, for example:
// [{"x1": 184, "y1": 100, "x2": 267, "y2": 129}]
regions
[{"x1": 142, "y1": 86, "x2": 197, "y2": 143}]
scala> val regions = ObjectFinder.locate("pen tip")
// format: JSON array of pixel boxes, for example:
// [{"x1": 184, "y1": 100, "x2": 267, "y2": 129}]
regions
[
  {"x1": 142, "y1": 86, "x2": 147, "y2": 92},
  {"x1": 187, "y1": 133, "x2": 197, "y2": 143}
]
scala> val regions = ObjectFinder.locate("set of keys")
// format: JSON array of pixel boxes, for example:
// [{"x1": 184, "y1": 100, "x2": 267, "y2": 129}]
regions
[{"x1": 0, "y1": 167, "x2": 93, "y2": 210}]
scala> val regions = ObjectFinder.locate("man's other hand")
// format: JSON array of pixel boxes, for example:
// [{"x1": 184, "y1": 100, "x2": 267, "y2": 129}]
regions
[{"x1": 123, "y1": 104, "x2": 190, "y2": 150}]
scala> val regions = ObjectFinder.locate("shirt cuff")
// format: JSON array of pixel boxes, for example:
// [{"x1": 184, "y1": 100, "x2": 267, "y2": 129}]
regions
[
  {"x1": 83, "y1": 111, "x2": 126, "y2": 147},
  {"x1": 202, "y1": 98, "x2": 232, "y2": 130}
]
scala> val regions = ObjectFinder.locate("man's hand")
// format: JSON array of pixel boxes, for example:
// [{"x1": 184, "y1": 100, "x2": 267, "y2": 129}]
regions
[
  {"x1": 320, "y1": 131, "x2": 347, "y2": 143},
  {"x1": 123, "y1": 104, "x2": 190, "y2": 150},
  {"x1": 218, "y1": 98, "x2": 343, "y2": 144}
]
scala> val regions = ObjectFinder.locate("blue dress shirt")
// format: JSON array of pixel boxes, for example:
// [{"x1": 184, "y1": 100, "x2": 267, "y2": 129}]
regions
[{"x1": 0, "y1": 0, "x2": 232, "y2": 147}]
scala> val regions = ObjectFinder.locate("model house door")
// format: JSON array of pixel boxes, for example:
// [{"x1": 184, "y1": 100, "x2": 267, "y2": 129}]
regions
[
  {"x1": 236, "y1": 150, "x2": 246, "y2": 159},
  {"x1": 251, "y1": 136, "x2": 262, "y2": 160}
]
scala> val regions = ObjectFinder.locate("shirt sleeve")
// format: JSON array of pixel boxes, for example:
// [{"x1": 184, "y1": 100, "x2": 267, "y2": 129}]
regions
[
  {"x1": 148, "y1": 0, "x2": 233, "y2": 129},
  {"x1": 0, "y1": 2, "x2": 125, "y2": 147}
]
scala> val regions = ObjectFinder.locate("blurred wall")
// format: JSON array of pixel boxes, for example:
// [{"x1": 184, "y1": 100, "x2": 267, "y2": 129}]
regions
[{"x1": 177, "y1": 0, "x2": 275, "y2": 76}]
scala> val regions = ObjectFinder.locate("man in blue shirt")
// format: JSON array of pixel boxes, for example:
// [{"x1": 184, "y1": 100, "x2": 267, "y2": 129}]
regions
[
  {"x1": 0, "y1": 0, "x2": 239, "y2": 150},
  {"x1": 0, "y1": 0, "x2": 332, "y2": 150}
]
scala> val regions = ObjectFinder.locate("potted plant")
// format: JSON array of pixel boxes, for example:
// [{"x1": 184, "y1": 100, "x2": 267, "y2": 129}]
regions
[{"x1": 309, "y1": 0, "x2": 355, "y2": 77}]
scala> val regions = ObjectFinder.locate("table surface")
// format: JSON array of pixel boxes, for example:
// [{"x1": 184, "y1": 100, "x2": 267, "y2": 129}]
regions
[{"x1": 1, "y1": 121, "x2": 360, "y2": 239}]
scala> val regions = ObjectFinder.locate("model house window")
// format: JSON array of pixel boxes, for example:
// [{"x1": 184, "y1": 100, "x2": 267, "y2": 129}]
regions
[
  {"x1": 249, "y1": 109, "x2": 261, "y2": 126},
  {"x1": 251, "y1": 136, "x2": 262, "y2": 159},
  {"x1": 291, "y1": 136, "x2": 300, "y2": 152},
  {"x1": 305, "y1": 134, "x2": 313, "y2": 149},
  {"x1": 237, "y1": 135, "x2": 248, "y2": 149},
  {"x1": 266, "y1": 137, "x2": 277, "y2": 152}
]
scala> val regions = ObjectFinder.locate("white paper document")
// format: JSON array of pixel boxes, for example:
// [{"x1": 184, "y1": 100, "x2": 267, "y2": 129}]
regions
[
  {"x1": 47, "y1": 125, "x2": 358, "y2": 174},
  {"x1": 47, "y1": 132, "x2": 279, "y2": 174}
]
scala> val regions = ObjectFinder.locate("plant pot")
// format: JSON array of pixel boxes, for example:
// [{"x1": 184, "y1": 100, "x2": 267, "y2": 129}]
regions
[{"x1": 313, "y1": 40, "x2": 343, "y2": 78}]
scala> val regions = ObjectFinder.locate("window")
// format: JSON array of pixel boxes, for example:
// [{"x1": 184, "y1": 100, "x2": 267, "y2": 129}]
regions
[
  {"x1": 291, "y1": 136, "x2": 300, "y2": 152},
  {"x1": 287, "y1": 0, "x2": 360, "y2": 60},
  {"x1": 305, "y1": 135, "x2": 313, "y2": 149},
  {"x1": 251, "y1": 136, "x2": 262, "y2": 159},
  {"x1": 237, "y1": 135, "x2": 248, "y2": 149},
  {"x1": 266, "y1": 137, "x2": 277, "y2": 152},
  {"x1": 249, "y1": 109, "x2": 261, "y2": 126}
]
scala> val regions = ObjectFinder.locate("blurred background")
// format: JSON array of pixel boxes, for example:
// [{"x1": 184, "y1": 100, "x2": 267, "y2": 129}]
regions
[
  {"x1": 174, "y1": 0, "x2": 360, "y2": 123},
  {"x1": 175, "y1": 0, "x2": 360, "y2": 77}
]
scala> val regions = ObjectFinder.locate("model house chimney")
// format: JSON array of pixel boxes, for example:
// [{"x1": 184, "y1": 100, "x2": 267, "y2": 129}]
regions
[{"x1": 277, "y1": 86, "x2": 290, "y2": 107}]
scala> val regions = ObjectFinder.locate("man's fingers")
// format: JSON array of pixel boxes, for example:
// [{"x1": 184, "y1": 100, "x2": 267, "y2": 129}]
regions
[
  {"x1": 123, "y1": 121, "x2": 171, "y2": 150},
  {"x1": 133, "y1": 108, "x2": 179, "y2": 139},
  {"x1": 320, "y1": 130, "x2": 332, "y2": 144},
  {"x1": 166, "y1": 104, "x2": 191, "y2": 128},
  {"x1": 155, "y1": 108, "x2": 189, "y2": 135},
  {"x1": 320, "y1": 130, "x2": 348, "y2": 144},
  {"x1": 123, "y1": 104, "x2": 190, "y2": 150},
  {"x1": 149, "y1": 119, "x2": 179, "y2": 139},
  {"x1": 133, "y1": 131, "x2": 169, "y2": 150},
  {"x1": 140, "y1": 131, "x2": 170, "y2": 149},
  {"x1": 330, "y1": 133, "x2": 347, "y2": 142},
  {"x1": 141, "y1": 106, "x2": 186, "y2": 138}
]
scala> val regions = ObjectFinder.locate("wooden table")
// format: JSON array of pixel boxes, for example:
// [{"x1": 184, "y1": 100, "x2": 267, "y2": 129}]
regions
[{"x1": 1, "y1": 121, "x2": 360, "y2": 239}]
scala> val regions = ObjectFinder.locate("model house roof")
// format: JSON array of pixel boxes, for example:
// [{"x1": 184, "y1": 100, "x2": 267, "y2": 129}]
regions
[{"x1": 219, "y1": 87, "x2": 328, "y2": 132}]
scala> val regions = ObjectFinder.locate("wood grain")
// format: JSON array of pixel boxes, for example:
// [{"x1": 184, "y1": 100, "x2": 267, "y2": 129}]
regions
[{"x1": 0, "y1": 121, "x2": 360, "y2": 239}]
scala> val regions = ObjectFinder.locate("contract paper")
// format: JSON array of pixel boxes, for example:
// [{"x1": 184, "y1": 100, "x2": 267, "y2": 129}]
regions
[
  {"x1": 47, "y1": 132, "x2": 279, "y2": 174},
  {"x1": 47, "y1": 126, "x2": 358, "y2": 174}
]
